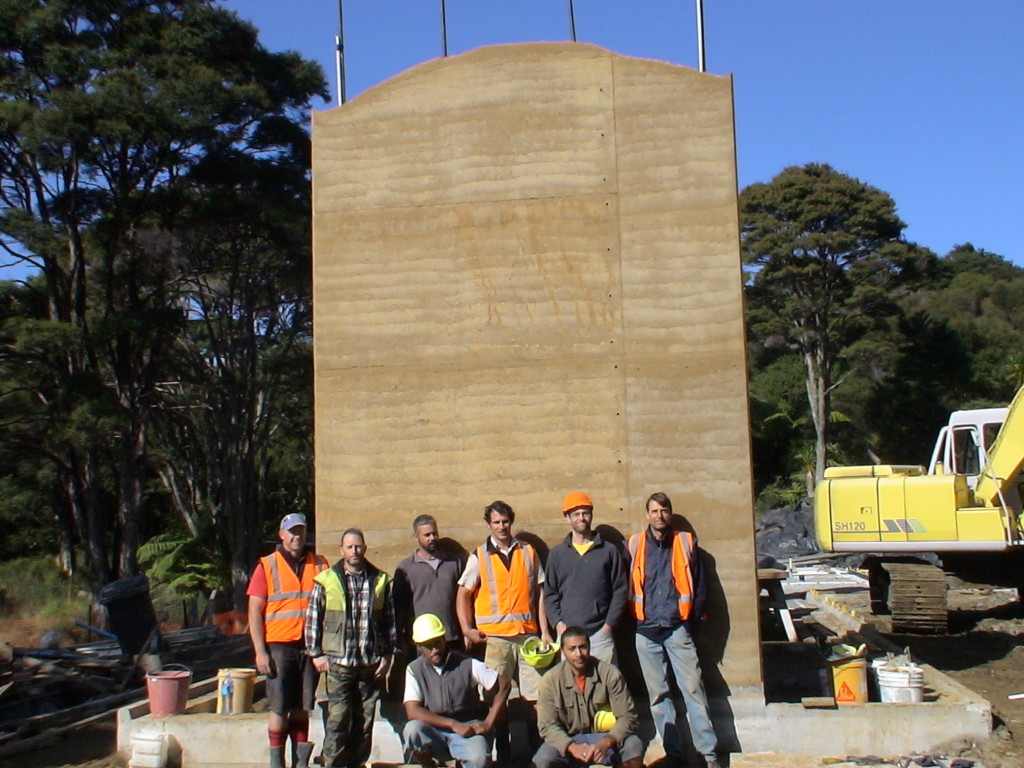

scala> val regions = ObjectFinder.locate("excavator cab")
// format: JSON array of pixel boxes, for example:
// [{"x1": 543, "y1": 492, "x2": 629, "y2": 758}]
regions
[{"x1": 928, "y1": 407, "x2": 1007, "y2": 489}]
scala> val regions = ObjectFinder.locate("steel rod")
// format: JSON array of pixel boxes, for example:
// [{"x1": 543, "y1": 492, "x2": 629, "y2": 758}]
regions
[
  {"x1": 336, "y1": 0, "x2": 347, "y2": 104},
  {"x1": 440, "y1": 0, "x2": 448, "y2": 56},
  {"x1": 695, "y1": 0, "x2": 706, "y2": 72}
]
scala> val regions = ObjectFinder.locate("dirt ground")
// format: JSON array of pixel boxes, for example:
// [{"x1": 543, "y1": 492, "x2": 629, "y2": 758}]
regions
[
  {"x1": 883, "y1": 586, "x2": 1024, "y2": 768},
  {"x1": 5, "y1": 584, "x2": 1024, "y2": 768},
  {"x1": 791, "y1": 582, "x2": 1024, "y2": 768}
]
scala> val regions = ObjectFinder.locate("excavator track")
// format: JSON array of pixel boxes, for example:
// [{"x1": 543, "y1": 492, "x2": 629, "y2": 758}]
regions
[{"x1": 880, "y1": 562, "x2": 948, "y2": 634}]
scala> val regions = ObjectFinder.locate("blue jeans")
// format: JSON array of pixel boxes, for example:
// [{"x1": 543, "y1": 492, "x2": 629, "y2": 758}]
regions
[
  {"x1": 533, "y1": 732, "x2": 644, "y2": 768},
  {"x1": 587, "y1": 627, "x2": 616, "y2": 664},
  {"x1": 403, "y1": 719, "x2": 491, "y2": 768},
  {"x1": 634, "y1": 624, "x2": 716, "y2": 760}
]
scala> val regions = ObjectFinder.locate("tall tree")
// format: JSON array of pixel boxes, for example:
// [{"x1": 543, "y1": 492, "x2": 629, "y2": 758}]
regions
[
  {"x1": 907, "y1": 244, "x2": 1024, "y2": 402},
  {"x1": 740, "y1": 163, "x2": 932, "y2": 484},
  {"x1": 0, "y1": 0, "x2": 325, "y2": 592},
  {"x1": 150, "y1": 137, "x2": 316, "y2": 608}
]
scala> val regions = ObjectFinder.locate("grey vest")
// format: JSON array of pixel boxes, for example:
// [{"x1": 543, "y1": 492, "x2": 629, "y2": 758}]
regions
[{"x1": 410, "y1": 651, "x2": 485, "y2": 721}]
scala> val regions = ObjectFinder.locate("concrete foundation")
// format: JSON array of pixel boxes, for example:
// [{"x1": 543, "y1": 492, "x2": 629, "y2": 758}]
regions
[
  {"x1": 118, "y1": 666, "x2": 990, "y2": 767},
  {"x1": 732, "y1": 665, "x2": 991, "y2": 755}
]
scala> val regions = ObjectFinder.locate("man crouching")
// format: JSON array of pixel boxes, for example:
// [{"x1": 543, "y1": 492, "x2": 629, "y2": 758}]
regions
[
  {"x1": 404, "y1": 613, "x2": 511, "y2": 768},
  {"x1": 534, "y1": 626, "x2": 643, "y2": 768}
]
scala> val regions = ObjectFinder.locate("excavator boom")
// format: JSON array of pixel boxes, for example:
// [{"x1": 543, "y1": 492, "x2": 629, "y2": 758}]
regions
[{"x1": 975, "y1": 385, "x2": 1024, "y2": 509}]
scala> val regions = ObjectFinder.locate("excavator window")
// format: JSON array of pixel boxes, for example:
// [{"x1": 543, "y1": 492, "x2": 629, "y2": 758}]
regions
[
  {"x1": 983, "y1": 422, "x2": 1002, "y2": 450},
  {"x1": 952, "y1": 426, "x2": 980, "y2": 476}
]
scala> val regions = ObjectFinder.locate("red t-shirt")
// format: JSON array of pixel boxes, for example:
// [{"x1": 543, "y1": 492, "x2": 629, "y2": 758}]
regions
[
  {"x1": 246, "y1": 563, "x2": 268, "y2": 599},
  {"x1": 246, "y1": 549, "x2": 309, "y2": 599}
]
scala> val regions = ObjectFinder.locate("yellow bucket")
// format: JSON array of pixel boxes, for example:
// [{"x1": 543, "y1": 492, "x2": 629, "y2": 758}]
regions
[
  {"x1": 829, "y1": 657, "x2": 868, "y2": 705},
  {"x1": 216, "y1": 668, "x2": 257, "y2": 714}
]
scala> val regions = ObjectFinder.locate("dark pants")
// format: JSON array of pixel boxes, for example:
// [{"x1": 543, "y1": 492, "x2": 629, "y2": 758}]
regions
[
  {"x1": 268, "y1": 642, "x2": 318, "y2": 715},
  {"x1": 323, "y1": 663, "x2": 381, "y2": 768}
]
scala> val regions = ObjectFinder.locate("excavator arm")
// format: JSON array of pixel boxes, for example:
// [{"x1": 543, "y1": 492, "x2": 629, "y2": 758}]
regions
[{"x1": 974, "y1": 385, "x2": 1024, "y2": 511}]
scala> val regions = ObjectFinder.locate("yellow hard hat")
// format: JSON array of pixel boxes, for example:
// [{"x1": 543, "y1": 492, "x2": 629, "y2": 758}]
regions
[
  {"x1": 594, "y1": 708, "x2": 616, "y2": 732},
  {"x1": 411, "y1": 613, "x2": 446, "y2": 644},
  {"x1": 521, "y1": 637, "x2": 560, "y2": 669}
]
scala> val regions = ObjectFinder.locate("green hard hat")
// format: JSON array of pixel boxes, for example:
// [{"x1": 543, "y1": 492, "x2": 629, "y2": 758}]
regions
[{"x1": 521, "y1": 636, "x2": 559, "y2": 669}]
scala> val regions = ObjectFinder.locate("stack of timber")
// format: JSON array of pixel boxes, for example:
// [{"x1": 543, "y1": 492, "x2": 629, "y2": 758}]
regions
[
  {"x1": 0, "y1": 626, "x2": 236, "y2": 756},
  {"x1": 0, "y1": 642, "x2": 142, "y2": 753}
]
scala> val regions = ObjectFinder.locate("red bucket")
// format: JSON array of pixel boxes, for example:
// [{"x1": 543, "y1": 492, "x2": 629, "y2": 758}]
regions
[{"x1": 146, "y1": 667, "x2": 191, "y2": 717}]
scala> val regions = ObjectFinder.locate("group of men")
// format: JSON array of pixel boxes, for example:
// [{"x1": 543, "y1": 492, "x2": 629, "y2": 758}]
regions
[{"x1": 247, "y1": 492, "x2": 720, "y2": 768}]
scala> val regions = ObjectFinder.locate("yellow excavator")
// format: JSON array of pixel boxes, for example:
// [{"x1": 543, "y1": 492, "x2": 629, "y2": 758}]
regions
[{"x1": 814, "y1": 386, "x2": 1024, "y2": 632}]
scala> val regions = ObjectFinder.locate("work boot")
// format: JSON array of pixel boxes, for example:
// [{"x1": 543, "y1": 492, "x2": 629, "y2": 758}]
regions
[
  {"x1": 703, "y1": 759, "x2": 722, "y2": 768},
  {"x1": 615, "y1": 758, "x2": 643, "y2": 768},
  {"x1": 405, "y1": 748, "x2": 438, "y2": 768},
  {"x1": 270, "y1": 746, "x2": 286, "y2": 768},
  {"x1": 294, "y1": 742, "x2": 315, "y2": 768}
]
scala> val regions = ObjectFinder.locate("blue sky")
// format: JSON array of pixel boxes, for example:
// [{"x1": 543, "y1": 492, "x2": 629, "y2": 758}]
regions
[{"x1": 223, "y1": 0, "x2": 1023, "y2": 264}]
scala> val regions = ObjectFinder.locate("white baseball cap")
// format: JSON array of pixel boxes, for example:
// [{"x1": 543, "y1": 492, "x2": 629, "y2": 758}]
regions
[{"x1": 279, "y1": 513, "x2": 307, "y2": 531}]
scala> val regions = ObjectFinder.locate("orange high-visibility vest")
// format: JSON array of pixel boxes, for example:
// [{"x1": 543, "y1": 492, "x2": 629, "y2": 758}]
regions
[
  {"x1": 473, "y1": 541, "x2": 539, "y2": 637},
  {"x1": 261, "y1": 550, "x2": 329, "y2": 643},
  {"x1": 627, "y1": 530, "x2": 695, "y2": 622}
]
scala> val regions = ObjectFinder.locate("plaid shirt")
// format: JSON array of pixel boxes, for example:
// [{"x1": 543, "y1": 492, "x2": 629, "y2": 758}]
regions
[{"x1": 305, "y1": 564, "x2": 397, "y2": 667}]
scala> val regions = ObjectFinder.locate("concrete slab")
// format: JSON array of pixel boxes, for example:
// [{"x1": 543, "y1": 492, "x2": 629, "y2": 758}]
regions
[
  {"x1": 117, "y1": 676, "x2": 382, "y2": 768},
  {"x1": 732, "y1": 664, "x2": 990, "y2": 754},
  {"x1": 119, "y1": 663, "x2": 991, "y2": 766}
]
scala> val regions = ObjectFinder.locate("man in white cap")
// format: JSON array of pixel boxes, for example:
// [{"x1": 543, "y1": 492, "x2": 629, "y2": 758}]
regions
[
  {"x1": 403, "y1": 613, "x2": 511, "y2": 768},
  {"x1": 247, "y1": 513, "x2": 329, "y2": 768}
]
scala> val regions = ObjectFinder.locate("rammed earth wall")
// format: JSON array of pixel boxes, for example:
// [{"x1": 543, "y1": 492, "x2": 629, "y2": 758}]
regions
[{"x1": 311, "y1": 42, "x2": 760, "y2": 693}]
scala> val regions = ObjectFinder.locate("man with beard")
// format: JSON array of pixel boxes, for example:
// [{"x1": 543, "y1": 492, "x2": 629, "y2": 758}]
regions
[
  {"x1": 247, "y1": 513, "x2": 329, "y2": 768},
  {"x1": 457, "y1": 500, "x2": 553, "y2": 763},
  {"x1": 544, "y1": 492, "x2": 627, "y2": 662},
  {"x1": 306, "y1": 529, "x2": 398, "y2": 768},
  {"x1": 403, "y1": 613, "x2": 511, "y2": 768},
  {"x1": 395, "y1": 515, "x2": 463, "y2": 646},
  {"x1": 627, "y1": 492, "x2": 719, "y2": 768}
]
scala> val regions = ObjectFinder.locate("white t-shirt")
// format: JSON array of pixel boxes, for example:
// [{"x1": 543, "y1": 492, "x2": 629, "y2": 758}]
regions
[{"x1": 403, "y1": 655, "x2": 499, "y2": 703}]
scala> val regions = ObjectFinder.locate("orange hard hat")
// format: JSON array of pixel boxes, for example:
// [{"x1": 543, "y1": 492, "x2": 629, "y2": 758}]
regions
[{"x1": 562, "y1": 491, "x2": 593, "y2": 514}]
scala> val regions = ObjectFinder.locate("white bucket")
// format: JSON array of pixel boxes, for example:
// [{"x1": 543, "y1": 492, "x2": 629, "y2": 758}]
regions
[
  {"x1": 129, "y1": 732, "x2": 168, "y2": 768},
  {"x1": 876, "y1": 664, "x2": 924, "y2": 703}
]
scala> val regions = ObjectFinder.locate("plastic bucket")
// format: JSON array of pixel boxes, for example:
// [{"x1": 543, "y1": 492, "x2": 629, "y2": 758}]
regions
[
  {"x1": 129, "y1": 732, "x2": 168, "y2": 768},
  {"x1": 146, "y1": 666, "x2": 192, "y2": 717},
  {"x1": 877, "y1": 665, "x2": 924, "y2": 703},
  {"x1": 216, "y1": 667, "x2": 257, "y2": 714},
  {"x1": 828, "y1": 657, "x2": 868, "y2": 704}
]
